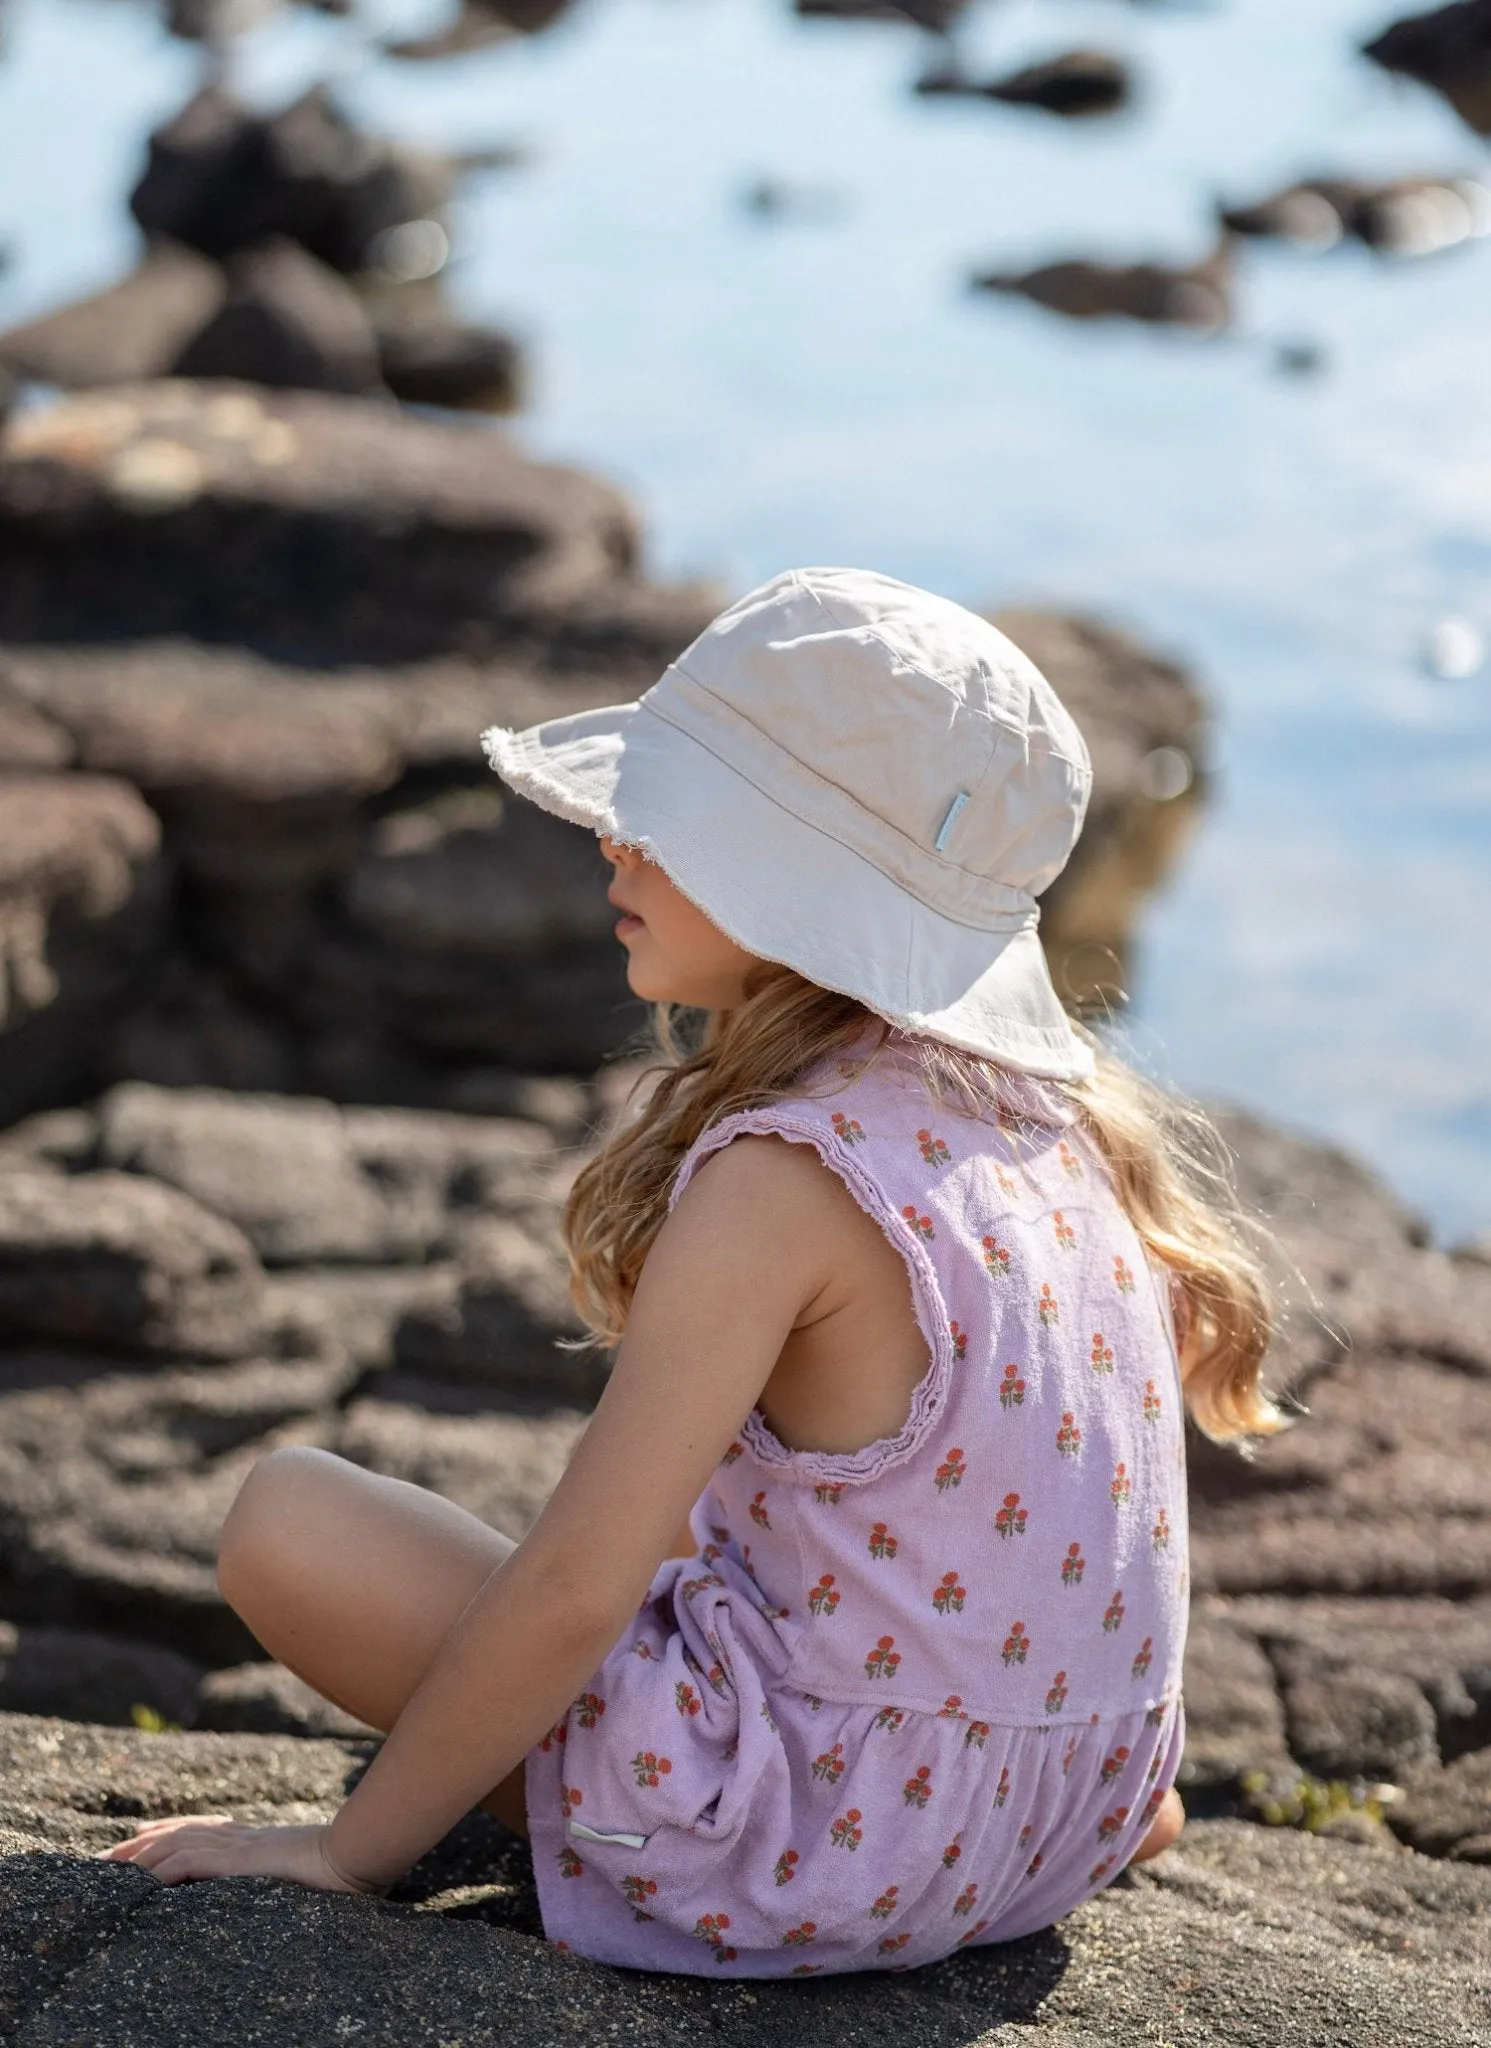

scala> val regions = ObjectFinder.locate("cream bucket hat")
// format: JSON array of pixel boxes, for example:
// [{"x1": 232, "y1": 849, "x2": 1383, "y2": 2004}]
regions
[{"x1": 482, "y1": 566, "x2": 1094, "y2": 1081}]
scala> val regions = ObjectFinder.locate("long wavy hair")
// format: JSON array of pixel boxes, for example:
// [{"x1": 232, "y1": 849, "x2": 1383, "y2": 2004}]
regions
[{"x1": 562, "y1": 960, "x2": 1284, "y2": 1446}]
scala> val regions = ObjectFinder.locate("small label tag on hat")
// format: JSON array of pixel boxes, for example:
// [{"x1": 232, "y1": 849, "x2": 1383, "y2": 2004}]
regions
[{"x1": 934, "y1": 790, "x2": 970, "y2": 853}]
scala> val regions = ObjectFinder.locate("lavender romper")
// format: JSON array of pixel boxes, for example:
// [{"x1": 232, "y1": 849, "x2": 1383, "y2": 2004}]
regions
[{"x1": 524, "y1": 1040, "x2": 1189, "y2": 1976}]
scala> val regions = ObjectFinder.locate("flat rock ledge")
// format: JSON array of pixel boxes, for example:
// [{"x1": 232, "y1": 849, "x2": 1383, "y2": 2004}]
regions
[{"x1": 3, "y1": 1715, "x2": 1489, "y2": 2048}]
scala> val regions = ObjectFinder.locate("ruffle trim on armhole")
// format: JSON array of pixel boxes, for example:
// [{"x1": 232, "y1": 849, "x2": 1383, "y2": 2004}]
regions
[{"x1": 666, "y1": 1106, "x2": 956, "y2": 1487}]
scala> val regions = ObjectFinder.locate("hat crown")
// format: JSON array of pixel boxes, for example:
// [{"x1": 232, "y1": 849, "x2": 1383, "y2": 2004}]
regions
[{"x1": 644, "y1": 568, "x2": 1091, "y2": 906}]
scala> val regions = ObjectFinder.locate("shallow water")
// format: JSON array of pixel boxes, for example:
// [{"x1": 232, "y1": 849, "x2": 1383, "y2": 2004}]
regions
[{"x1": 1, "y1": 0, "x2": 1487, "y2": 1239}]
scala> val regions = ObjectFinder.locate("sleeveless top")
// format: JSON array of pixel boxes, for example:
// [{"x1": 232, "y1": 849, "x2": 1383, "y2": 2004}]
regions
[{"x1": 523, "y1": 1033, "x2": 1190, "y2": 1976}]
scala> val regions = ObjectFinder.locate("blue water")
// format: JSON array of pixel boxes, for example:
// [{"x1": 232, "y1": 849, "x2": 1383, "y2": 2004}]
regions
[{"x1": 1, "y1": 0, "x2": 1488, "y2": 1240}]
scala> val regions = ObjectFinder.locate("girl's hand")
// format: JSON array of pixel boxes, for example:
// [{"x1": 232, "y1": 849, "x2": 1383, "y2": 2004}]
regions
[{"x1": 96, "y1": 1817, "x2": 385, "y2": 1894}]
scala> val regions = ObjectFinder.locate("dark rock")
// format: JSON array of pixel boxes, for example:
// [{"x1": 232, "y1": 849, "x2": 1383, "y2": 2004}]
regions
[
  {"x1": 169, "y1": 240, "x2": 387, "y2": 395},
  {"x1": 1220, "y1": 174, "x2": 1491, "y2": 256},
  {"x1": 94, "y1": 1081, "x2": 562, "y2": 1267},
  {"x1": 796, "y1": 0, "x2": 968, "y2": 26},
  {"x1": 332, "y1": 1396, "x2": 586, "y2": 1534},
  {"x1": 1394, "y1": 1747, "x2": 1491, "y2": 1860},
  {"x1": 0, "y1": 381, "x2": 640, "y2": 657},
  {"x1": 0, "y1": 1623, "x2": 202, "y2": 1728},
  {"x1": 1179, "y1": 1607, "x2": 1292, "y2": 1790},
  {"x1": 0, "y1": 244, "x2": 225, "y2": 390},
  {"x1": 1364, "y1": 0, "x2": 1491, "y2": 137},
  {"x1": 0, "y1": 682, "x2": 71, "y2": 772},
  {"x1": 0, "y1": 1104, "x2": 98, "y2": 1176},
  {"x1": 973, "y1": 239, "x2": 1233, "y2": 330},
  {"x1": 919, "y1": 50, "x2": 1132, "y2": 118},
  {"x1": 0, "y1": 1167, "x2": 265, "y2": 1359},
  {"x1": 386, "y1": 0, "x2": 560, "y2": 61},
  {"x1": 0, "y1": 774, "x2": 169, "y2": 1124},
  {"x1": 991, "y1": 610, "x2": 1207, "y2": 1013},
  {"x1": 130, "y1": 86, "x2": 453, "y2": 276},
  {"x1": 0, "y1": 1352, "x2": 356, "y2": 1662},
  {"x1": 1274, "y1": 1651, "x2": 1440, "y2": 1783},
  {"x1": 4, "y1": 1722, "x2": 1491, "y2": 2048},
  {"x1": 194, "y1": 1661, "x2": 372, "y2": 1737},
  {"x1": 376, "y1": 320, "x2": 522, "y2": 411}
]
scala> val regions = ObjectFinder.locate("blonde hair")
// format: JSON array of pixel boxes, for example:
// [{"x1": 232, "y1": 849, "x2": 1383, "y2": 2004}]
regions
[{"x1": 563, "y1": 961, "x2": 1284, "y2": 1446}]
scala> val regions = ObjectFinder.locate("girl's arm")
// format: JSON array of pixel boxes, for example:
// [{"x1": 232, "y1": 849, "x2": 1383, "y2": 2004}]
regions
[{"x1": 307, "y1": 1132, "x2": 836, "y2": 1887}]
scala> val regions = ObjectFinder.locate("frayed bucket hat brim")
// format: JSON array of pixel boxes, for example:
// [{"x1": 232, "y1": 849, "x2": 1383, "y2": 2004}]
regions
[{"x1": 482, "y1": 697, "x2": 1094, "y2": 1082}]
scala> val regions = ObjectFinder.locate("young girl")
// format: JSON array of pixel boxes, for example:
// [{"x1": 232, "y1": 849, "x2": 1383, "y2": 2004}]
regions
[{"x1": 102, "y1": 568, "x2": 1279, "y2": 1976}]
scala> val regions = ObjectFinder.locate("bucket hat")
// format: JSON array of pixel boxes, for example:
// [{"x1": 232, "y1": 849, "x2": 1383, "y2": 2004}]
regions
[{"x1": 481, "y1": 566, "x2": 1094, "y2": 1080}]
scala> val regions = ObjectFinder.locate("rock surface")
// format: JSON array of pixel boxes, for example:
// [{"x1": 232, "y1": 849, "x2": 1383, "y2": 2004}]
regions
[
  {"x1": 3, "y1": 1714, "x2": 1490, "y2": 2045},
  {"x1": 1363, "y1": 0, "x2": 1491, "y2": 137},
  {"x1": 973, "y1": 240, "x2": 1233, "y2": 330}
]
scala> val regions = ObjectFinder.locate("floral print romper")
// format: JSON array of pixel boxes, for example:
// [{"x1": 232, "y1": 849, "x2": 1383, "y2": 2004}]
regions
[{"x1": 524, "y1": 1035, "x2": 1189, "y2": 1976}]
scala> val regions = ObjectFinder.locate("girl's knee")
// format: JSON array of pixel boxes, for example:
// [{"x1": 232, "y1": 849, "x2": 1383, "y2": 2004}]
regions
[{"x1": 217, "y1": 1445, "x2": 349, "y2": 1603}]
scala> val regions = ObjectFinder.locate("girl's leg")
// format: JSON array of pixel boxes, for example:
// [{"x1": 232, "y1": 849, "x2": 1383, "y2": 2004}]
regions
[
  {"x1": 215, "y1": 1445, "x2": 529, "y2": 1836},
  {"x1": 1128, "y1": 1788, "x2": 1185, "y2": 1865}
]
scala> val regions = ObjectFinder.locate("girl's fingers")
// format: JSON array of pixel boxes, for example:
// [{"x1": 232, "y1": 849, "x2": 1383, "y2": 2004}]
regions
[{"x1": 97, "y1": 1815, "x2": 235, "y2": 1859}]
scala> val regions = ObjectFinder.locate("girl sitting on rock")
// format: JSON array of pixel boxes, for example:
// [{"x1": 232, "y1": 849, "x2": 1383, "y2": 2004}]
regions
[{"x1": 103, "y1": 568, "x2": 1280, "y2": 1975}]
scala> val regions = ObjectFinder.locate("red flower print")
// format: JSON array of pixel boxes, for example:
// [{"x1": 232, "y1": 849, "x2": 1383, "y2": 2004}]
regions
[
  {"x1": 680, "y1": 1572, "x2": 726, "y2": 1601},
  {"x1": 560, "y1": 1784, "x2": 582, "y2": 1818},
  {"x1": 572, "y1": 1691, "x2": 605, "y2": 1729},
  {"x1": 1152, "y1": 1507, "x2": 1171, "y2": 1552},
  {"x1": 1100, "y1": 1747, "x2": 1131, "y2": 1787},
  {"x1": 873, "y1": 1705, "x2": 906, "y2": 1733},
  {"x1": 1055, "y1": 1412, "x2": 1082, "y2": 1458},
  {"x1": 692, "y1": 1912, "x2": 738, "y2": 1963},
  {"x1": 1052, "y1": 1210, "x2": 1076, "y2": 1252},
  {"x1": 1038, "y1": 1283, "x2": 1060, "y2": 1327},
  {"x1": 865, "y1": 1635, "x2": 902, "y2": 1680},
  {"x1": 1148, "y1": 1750, "x2": 1165, "y2": 1780},
  {"x1": 1114, "y1": 1254, "x2": 1136, "y2": 1294},
  {"x1": 1143, "y1": 1378, "x2": 1162, "y2": 1423},
  {"x1": 631, "y1": 1752, "x2": 673, "y2": 1788},
  {"x1": 774, "y1": 1848, "x2": 799, "y2": 1886},
  {"x1": 1110, "y1": 1461, "x2": 1132, "y2": 1508},
  {"x1": 1001, "y1": 1620, "x2": 1030, "y2": 1667},
  {"x1": 539, "y1": 1719, "x2": 568, "y2": 1752},
  {"x1": 829, "y1": 1807, "x2": 864, "y2": 1850},
  {"x1": 956, "y1": 1918, "x2": 990, "y2": 1947},
  {"x1": 808, "y1": 1573, "x2": 840, "y2": 1616},
  {"x1": 965, "y1": 1720, "x2": 990, "y2": 1750},
  {"x1": 903, "y1": 1764, "x2": 934, "y2": 1809},
  {"x1": 942, "y1": 1834, "x2": 963, "y2": 1869},
  {"x1": 557, "y1": 1845, "x2": 584, "y2": 1880},
  {"x1": 621, "y1": 1873, "x2": 657, "y2": 1920},
  {"x1": 811, "y1": 1741, "x2": 846, "y2": 1784},
  {"x1": 917, "y1": 1128, "x2": 952, "y2": 1166},
  {"x1": 999, "y1": 1362, "x2": 1027, "y2": 1410},
  {"x1": 994, "y1": 1491, "x2": 1028, "y2": 1538},
  {"x1": 721, "y1": 1441, "x2": 744, "y2": 1466},
  {"x1": 869, "y1": 1885, "x2": 900, "y2": 1919},
  {"x1": 1061, "y1": 1541, "x2": 1086, "y2": 1587},
  {"x1": 1103, "y1": 1589, "x2": 1126, "y2": 1634},
  {"x1": 700, "y1": 1543, "x2": 723, "y2": 1566},
  {"x1": 782, "y1": 1922, "x2": 818, "y2": 1948},
  {"x1": 1141, "y1": 1787, "x2": 1167, "y2": 1829},
  {"x1": 878, "y1": 1930, "x2": 912, "y2": 1956},
  {"x1": 630, "y1": 1639, "x2": 656, "y2": 1662},
  {"x1": 1062, "y1": 1734, "x2": 1079, "y2": 1776},
  {"x1": 982, "y1": 1233, "x2": 1012, "y2": 1278},
  {"x1": 932, "y1": 1571, "x2": 967, "y2": 1616},
  {"x1": 814, "y1": 1481, "x2": 845, "y2": 1506},
  {"x1": 902, "y1": 1205, "x2": 935, "y2": 1240},
  {"x1": 1090, "y1": 1332, "x2": 1114, "y2": 1374},
  {"x1": 949, "y1": 1319, "x2": 969, "y2": 1361},
  {"x1": 996, "y1": 1163, "x2": 1018, "y2": 1197},
  {"x1": 868, "y1": 1521, "x2": 899, "y2": 1560},
  {"x1": 675, "y1": 1681, "x2": 701, "y2": 1718},
  {"x1": 952, "y1": 1881, "x2": 979, "y2": 1918},
  {"x1": 1018, "y1": 1822, "x2": 1033, "y2": 1851},
  {"x1": 704, "y1": 1659, "x2": 727, "y2": 1694},
  {"x1": 1145, "y1": 1686, "x2": 1170, "y2": 1726},
  {"x1": 937, "y1": 1694, "x2": 965, "y2": 1718},
  {"x1": 1044, "y1": 1671, "x2": 1069, "y2": 1716},
  {"x1": 1025, "y1": 1854, "x2": 1044, "y2": 1880},
  {"x1": 994, "y1": 1765, "x2": 1011, "y2": 1807},
  {"x1": 830, "y1": 1111, "x2": 866, "y2": 1147},
  {"x1": 1059, "y1": 1140, "x2": 1083, "y2": 1182},
  {"x1": 1088, "y1": 1856, "x2": 1116, "y2": 1888},
  {"x1": 935, "y1": 1446, "x2": 967, "y2": 1493},
  {"x1": 1097, "y1": 1806, "x2": 1130, "y2": 1845}
]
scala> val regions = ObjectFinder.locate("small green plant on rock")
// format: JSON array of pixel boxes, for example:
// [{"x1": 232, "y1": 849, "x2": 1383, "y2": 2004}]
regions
[
  {"x1": 130, "y1": 1703, "x2": 181, "y2": 1735},
  {"x1": 1238, "y1": 1768, "x2": 1390, "y2": 1832}
]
